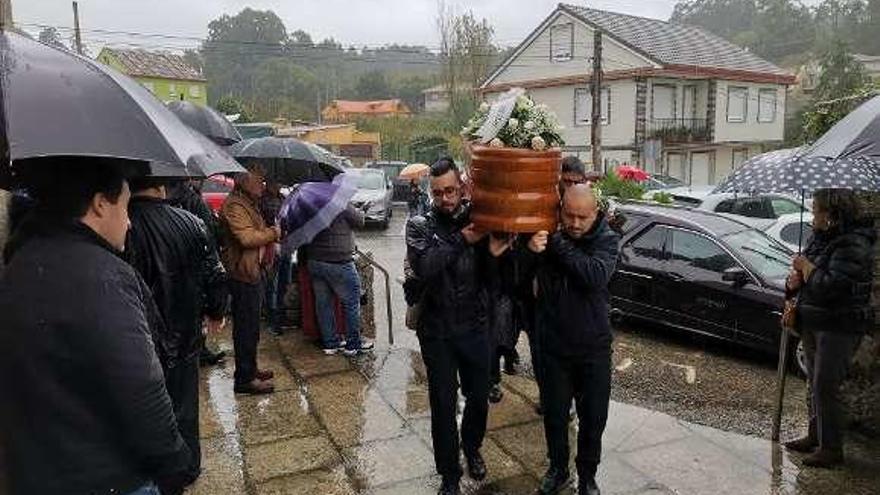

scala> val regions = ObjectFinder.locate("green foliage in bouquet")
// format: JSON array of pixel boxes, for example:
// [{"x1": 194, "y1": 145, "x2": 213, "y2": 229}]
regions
[
  {"x1": 651, "y1": 191, "x2": 674, "y2": 204},
  {"x1": 461, "y1": 93, "x2": 564, "y2": 150},
  {"x1": 595, "y1": 171, "x2": 647, "y2": 201}
]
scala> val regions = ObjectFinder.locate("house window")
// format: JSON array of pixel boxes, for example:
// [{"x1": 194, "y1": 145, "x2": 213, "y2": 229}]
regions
[
  {"x1": 168, "y1": 83, "x2": 177, "y2": 100},
  {"x1": 550, "y1": 23, "x2": 574, "y2": 62},
  {"x1": 141, "y1": 81, "x2": 154, "y2": 93},
  {"x1": 732, "y1": 148, "x2": 749, "y2": 169},
  {"x1": 727, "y1": 86, "x2": 748, "y2": 123},
  {"x1": 652, "y1": 84, "x2": 676, "y2": 120},
  {"x1": 682, "y1": 85, "x2": 697, "y2": 119},
  {"x1": 189, "y1": 85, "x2": 201, "y2": 98},
  {"x1": 758, "y1": 88, "x2": 777, "y2": 123},
  {"x1": 574, "y1": 87, "x2": 610, "y2": 126}
]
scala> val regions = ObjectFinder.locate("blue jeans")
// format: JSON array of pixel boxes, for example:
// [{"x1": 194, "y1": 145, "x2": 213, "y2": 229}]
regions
[
  {"x1": 127, "y1": 482, "x2": 160, "y2": 495},
  {"x1": 307, "y1": 259, "x2": 362, "y2": 350}
]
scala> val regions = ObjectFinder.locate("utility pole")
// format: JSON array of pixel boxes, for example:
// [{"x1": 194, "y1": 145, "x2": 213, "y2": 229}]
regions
[
  {"x1": 0, "y1": 0, "x2": 13, "y2": 29},
  {"x1": 590, "y1": 29, "x2": 603, "y2": 172},
  {"x1": 72, "y1": 1, "x2": 83, "y2": 55}
]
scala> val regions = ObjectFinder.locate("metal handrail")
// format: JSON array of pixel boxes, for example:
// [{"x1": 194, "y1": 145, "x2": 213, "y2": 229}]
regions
[{"x1": 355, "y1": 248, "x2": 394, "y2": 345}]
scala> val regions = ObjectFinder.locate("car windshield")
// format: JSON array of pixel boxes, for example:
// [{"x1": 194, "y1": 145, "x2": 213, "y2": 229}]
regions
[
  {"x1": 651, "y1": 175, "x2": 685, "y2": 189},
  {"x1": 353, "y1": 171, "x2": 385, "y2": 190},
  {"x1": 723, "y1": 229, "x2": 791, "y2": 281}
]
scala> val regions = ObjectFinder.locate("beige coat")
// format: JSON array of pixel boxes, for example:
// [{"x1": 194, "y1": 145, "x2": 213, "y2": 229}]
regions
[{"x1": 219, "y1": 189, "x2": 278, "y2": 284}]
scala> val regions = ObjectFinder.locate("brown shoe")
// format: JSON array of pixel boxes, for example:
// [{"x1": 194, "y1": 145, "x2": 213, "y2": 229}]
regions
[
  {"x1": 784, "y1": 435, "x2": 817, "y2": 453},
  {"x1": 802, "y1": 448, "x2": 843, "y2": 468},
  {"x1": 234, "y1": 379, "x2": 275, "y2": 395},
  {"x1": 255, "y1": 369, "x2": 274, "y2": 381}
]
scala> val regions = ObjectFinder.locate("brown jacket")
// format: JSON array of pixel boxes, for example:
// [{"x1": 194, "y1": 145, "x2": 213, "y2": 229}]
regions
[{"x1": 219, "y1": 189, "x2": 278, "y2": 284}]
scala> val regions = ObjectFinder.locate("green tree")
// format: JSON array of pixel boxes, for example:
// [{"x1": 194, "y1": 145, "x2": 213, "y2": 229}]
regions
[
  {"x1": 390, "y1": 74, "x2": 438, "y2": 113},
  {"x1": 215, "y1": 95, "x2": 253, "y2": 123},
  {"x1": 800, "y1": 39, "x2": 873, "y2": 142},
  {"x1": 355, "y1": 70, "x2": 391, "y2": 100},
  {"x1": 251, "y1": 58, "x2": 320, "y2": 121},
  {"x1": 202, "y1": 8, "x2": 288, "y2": 103}
]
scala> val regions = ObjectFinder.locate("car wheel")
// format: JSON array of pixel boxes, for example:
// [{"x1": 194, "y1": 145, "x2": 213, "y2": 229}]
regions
[
  {"x1": 794, "y1": 338, "x2": 808, "y2": 376},
  {"x1": 380, "y1": 217, "x2": 390, "y2": 230}
]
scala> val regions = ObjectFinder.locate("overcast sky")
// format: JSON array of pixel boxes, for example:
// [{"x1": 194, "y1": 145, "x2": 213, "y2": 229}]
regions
[{"x1": 17, "y1": 0, "x2": 685, "y2": 51}]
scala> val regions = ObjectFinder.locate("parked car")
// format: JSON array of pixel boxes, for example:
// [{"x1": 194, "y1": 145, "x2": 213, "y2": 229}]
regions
[
  {"x1": 201, "y1": 175, "x2": 234, "y2": 213},
  {"x1": 718, "y1": 211, "x2": 815, "y2": 253},
  {"x1": 610, "y1": 202, "x2": 806, "y2": 374},
  {"x1": 366, "y1": 160, "x2": 410, "y2": 202},
  {"x1": 663, "y1": 187, "x2": 810, "y2": 220},
  {"x1": 347, "y1": 168, "x2": 393, "y2": 228},
  {"x1": 644, "y1": 173, "x2": 686, "y2": 191}
]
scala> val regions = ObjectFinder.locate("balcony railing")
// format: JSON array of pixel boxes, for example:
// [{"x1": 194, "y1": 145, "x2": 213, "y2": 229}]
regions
[{"x1": 648, "y1": 118, "x2": 710, "y2": 143}]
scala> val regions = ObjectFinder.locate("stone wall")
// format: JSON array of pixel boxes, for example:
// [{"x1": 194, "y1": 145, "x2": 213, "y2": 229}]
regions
[{"x1": 842, "y1": 193, "x2": 880, "y2": 436}]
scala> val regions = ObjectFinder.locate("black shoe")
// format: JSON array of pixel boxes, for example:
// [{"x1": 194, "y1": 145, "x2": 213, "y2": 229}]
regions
[
  {"x1": 465, "y1": 451, "x2": 487, "y2": 481},
  {"x1": 802, "y1": 448, "x2": 844, "y2": 468},
  {"x1": 579, "y1": 478, "x2": 600, "y2": 495},
  {"x1": 538, "y1": 466, "x2": 569, "y2": 495},
  {"x1": 489, "y1": 384, "x2": 504, "y2": 404},
  {"x1": 438, "y1": 476, "x2": 460, "y2": 495},
  {"x1": 199, "y1": 348, "x2": 226, "y2": 367},
  {"x1": 784, "y1": 435, "x2": 818, "y2": 453}
]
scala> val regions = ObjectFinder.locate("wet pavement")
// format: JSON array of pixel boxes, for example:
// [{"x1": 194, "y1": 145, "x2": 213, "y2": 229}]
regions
[{"x1": 186, "y1": 206, "x2": 880, "y2": 494}]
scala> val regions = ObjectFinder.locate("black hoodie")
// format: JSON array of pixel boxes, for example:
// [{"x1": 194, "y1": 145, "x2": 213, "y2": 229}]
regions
[{"x1": 524, "y1": 214, "x2": 620, "y2": 358}]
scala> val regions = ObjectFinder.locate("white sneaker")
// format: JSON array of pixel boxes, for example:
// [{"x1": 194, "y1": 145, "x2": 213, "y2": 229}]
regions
[{"x1": 342, "y1": 341, "x2": 375, "y2": 357}]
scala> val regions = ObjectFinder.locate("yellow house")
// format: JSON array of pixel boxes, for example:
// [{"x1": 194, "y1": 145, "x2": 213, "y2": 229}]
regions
[
  {"x1": 97, "y1": 48, "x2": 208, "y2": 105},
  {"x1": 276, "y1": 123, "x2": 381, "y2": 166}
]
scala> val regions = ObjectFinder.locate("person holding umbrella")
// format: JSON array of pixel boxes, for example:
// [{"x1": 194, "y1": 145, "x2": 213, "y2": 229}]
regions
[
  {"x1": 0, "y1": 161, "x2": 192, "y2": 495},
  {"x1": 784, "y1": 188, "x2": 875, "y2": 468},
  {"x1": 220, "y1": 167, "x2": 281, "y2": 395}
]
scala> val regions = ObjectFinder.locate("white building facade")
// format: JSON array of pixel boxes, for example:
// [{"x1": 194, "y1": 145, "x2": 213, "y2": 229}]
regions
[{"x1": 480, "y1": 4, "x2": 796, "y2": 186}]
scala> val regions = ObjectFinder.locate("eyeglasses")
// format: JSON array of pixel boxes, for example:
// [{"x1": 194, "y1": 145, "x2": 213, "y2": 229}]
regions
[{"x1": 431, "y1": 186, "x2": 460, "y2": 199}]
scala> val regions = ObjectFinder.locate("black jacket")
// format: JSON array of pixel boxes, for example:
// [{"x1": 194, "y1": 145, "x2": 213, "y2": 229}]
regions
[
  {"x1": 166, "y1": 181, "x2": 221, "y2": 250},
  {"x1": 302, "y1": 206, "x2": 365, "y2": 263},
  {"x1": 126, "y1": 197, "x2": 228, "y2": 368},
  {"x1": 405, "y1": 203, "x2": 493, "y2": 339},
  {"x1": 796, "y1": 223, "x2": 876, "y2": 334},
  {"x1": 524, "y1": 215, "x2": 620, "y2": 358},
  {"x1": 0, "y1": 218, "x2": 190, "y2": 495}
]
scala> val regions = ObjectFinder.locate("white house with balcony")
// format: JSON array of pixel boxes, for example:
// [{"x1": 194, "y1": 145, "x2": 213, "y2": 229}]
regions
[{"x1": 480, "y1": 3, "x2": 796, "y2": 186}]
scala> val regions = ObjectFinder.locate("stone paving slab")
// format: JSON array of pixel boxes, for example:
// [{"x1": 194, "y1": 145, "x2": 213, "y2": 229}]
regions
[{"x1": 184, "y1": 328, "x2": 880, "y2": 495}]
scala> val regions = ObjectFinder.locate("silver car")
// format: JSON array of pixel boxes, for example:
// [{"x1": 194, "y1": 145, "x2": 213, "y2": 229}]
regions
[{"x1": 347, "y1": 168, "x2": 393, "y2": 229}]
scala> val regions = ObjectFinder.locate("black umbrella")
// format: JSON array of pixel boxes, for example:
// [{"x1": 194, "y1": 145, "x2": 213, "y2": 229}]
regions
[
  {"x1": 713, "y1": 147, "x2": 880, "y2": 196},
  {"x1": 0, "y1": 30, "x2": 235, "y2": 185},
  {"x1": 799, "y1": 94, "x2": 880, "y2": 163},
  {"x1": 228, "y1": 137, "x2": 344, "y2": 185},
  {"x1": 166, "y1": 100, "x2": 242, "y2": 147}
]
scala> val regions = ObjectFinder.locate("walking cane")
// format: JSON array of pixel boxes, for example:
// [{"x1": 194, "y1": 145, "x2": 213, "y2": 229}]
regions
[{"x1": 771, "y1": 187, "x2": 805, "y2": 442}]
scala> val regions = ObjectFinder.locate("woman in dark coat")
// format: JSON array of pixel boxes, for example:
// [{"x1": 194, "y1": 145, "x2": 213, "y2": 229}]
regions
[{"x1": 784, "y1": 188, "x2": 875, "y2": 468}]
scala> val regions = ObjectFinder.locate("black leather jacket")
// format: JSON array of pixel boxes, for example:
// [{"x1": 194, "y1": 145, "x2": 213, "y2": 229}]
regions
[
  {"x1": 405, "y1": 203, "x2": 493, "y2": 339},
  {"x1": 166, "y1": 181, "x2": 221, "y2": 250},
  {"x1": 0, "y1": 219, "x2": 190, "y2": 494},
  {"x1": 126, "y1": 197, "x2": 228, "y2": 368},
  {"x1": 796, "y1": 223, "x2": 876, "y2": 334}
]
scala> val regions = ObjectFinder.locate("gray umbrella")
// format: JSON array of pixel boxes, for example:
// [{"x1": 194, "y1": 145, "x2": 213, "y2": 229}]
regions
[
  {"x1": 166, "y1": 100, "x2": 242, "y2": 146},
  {"x1": 712, "y1": 147, "x2": 880, "y2": 196},
  {"x1": 228, "y1": 137, "x2": 345, "y2": 185},
  {"x1": 799, "y1": 94, "x2": 880, "y2": 162},
  {"x1": 0, "y1": 29, "x2": 236, "y2": 185}
]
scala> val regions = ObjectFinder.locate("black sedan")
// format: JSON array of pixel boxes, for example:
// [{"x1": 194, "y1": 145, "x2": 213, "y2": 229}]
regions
[{"x1": 610, "y1": 202, "x2": 806, "y2": 374}]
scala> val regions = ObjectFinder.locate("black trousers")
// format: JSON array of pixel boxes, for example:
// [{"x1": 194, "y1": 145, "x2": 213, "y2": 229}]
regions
[
  {"x1": 229, "y1": 280, "x2": 262, "y2": 385},
  {"x1": 165, "y1": 354, "x2": 201, "y2": 480},
  {"x1": 802, "y1": 329, "x2": 862, "y2": 450},
  {"x1": 419, "y1": 330, "x2": 490, "y2": 480},
  {"x1": 526, "y1": 327, "x2": 545, "y2": 405},
  {"x1": 541, "y1": 351, "x2": 611, "y2": 481}
]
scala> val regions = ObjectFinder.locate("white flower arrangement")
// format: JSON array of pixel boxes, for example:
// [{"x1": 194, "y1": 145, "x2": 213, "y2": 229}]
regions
[{"x1": 462, "y1": 93, "x2": 564, "y2": 151}]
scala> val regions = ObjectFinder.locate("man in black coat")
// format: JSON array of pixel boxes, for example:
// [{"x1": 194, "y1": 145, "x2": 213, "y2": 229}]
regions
[
  {"x1": 125, "y1": 178, "x2": 229, "y2": 485},
  {"x1": 0, "y1": 160, "x2": 191, "y2": 495},
  {"x1": 166, "y1": 179, "x2": 228, "y2": 366},
  {"x1": 524, "y1": 184, "x2": 620, "y2": 495},
  {"x1": 405, "y1": 158, "x2": 509, "y2": 495}
]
